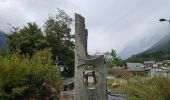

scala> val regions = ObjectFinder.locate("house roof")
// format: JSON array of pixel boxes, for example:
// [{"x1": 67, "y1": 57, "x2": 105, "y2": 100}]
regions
[
  {"x1": 128, "y1": 67, "x2": 145, "y2": 71},
  {"x1": 143, "y1": 61, "x2": 155, "y2": 64},
  {"x1": 164, "y1": 60, "x2": 170, "y2": 62},
  {"x1": 127, "y1": 63, "x2": 143, "y2": 65},
  {"x1": 127, "y1": 63, "x2": 144, "y2": 69},
  {"x1": 156, "y1": 62, "x2": 163, "y2": 64}
]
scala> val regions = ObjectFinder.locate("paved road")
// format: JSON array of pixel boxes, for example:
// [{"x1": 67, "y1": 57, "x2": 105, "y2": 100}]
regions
[
  {"x1": 62, "y1": 89, "x2": 126, "y2": 100},
  {"x1": 108, "y1": 95, "x2": 126, "y2": 100},
  {"x1": 62, "y1": 76, "x2": 127, "y2": 100},
  {"x1": 108, "y1": 88, "x2": 126, "y2": 100}
]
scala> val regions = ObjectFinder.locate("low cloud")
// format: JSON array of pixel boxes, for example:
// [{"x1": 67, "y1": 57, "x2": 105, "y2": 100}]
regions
[{"x1": 1, "y1": 0, "x2": 170, "y2": 58}]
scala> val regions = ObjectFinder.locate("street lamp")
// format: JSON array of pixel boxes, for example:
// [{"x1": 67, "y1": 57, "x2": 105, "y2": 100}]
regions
[{"x1": 159, "y1": 18, "x2": 170, "y2": 30}]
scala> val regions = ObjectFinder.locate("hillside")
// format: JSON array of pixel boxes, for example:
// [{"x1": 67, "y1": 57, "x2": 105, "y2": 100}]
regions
[
  {"x1": 119, "y1": 35, "x2": 160, "y2": 59},
  {"x1": 142, "y1": 33, "x2": 170, "y2": 54},
  {"x1": 146, "y1": 33, "x2": 170, "y2": 53},
  {"x1": 127, "y1": 33, "x2": 170, "y2": 62},
  {"x1": 0, "y1": 31, "x2": 7, "y2": 48}
]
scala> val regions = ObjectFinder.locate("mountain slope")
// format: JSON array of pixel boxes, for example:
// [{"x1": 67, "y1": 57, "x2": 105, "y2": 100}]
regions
[
  {"x1": 146, "y1": 33, "x2": 170, "y2": 53},
  {"x1": 127, "y1": 33, "x2": 170, "y2": 62},
  {"x1": 0, "y1": 31, "x2": 7, "y2": 48},
  {"x1": 140, "y1": 33, "x2": 170, "y2": 55},
  {"x1": 119, "y1": 32, "x2": 165, "y2": 59}
]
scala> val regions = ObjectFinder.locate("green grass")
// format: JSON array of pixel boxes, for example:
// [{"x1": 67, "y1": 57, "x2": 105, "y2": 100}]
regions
[{"x1": 119, "y1": 75, "x2": 170, "y2": 100}]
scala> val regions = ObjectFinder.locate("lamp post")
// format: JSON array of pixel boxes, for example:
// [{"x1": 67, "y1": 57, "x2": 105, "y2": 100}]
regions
[{"x1": 159, "y1": 18, "x2": 170, "y2": 31}]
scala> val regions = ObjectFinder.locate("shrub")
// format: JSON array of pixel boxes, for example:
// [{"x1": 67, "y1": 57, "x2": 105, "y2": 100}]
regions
[
  {"x1": 112, "y1": 68, "x2": 130, "y2": 79},
  {"x1": 119, "y1": 76, "x2": 170, "y2": 100},
  {"x1": 0, "y1": 49, "x2": 61, "y2": 99}
]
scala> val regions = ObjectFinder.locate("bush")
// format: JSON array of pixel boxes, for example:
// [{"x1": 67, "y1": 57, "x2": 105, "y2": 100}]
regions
[
  {"x1": 119, "y1": 76, "x2": 170, "y2": 100},
  {"x1": 0, "y1": 49, "x2": 61, "y2": 99},
  {"x1": 112, "y1": 68, "x2": 130, "y2": 79},
  {"x1": 0, "y1": 48, "x2": 9, "y2": 57}
]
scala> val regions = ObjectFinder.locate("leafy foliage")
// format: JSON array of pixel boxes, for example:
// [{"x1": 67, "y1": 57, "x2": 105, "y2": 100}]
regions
[
  {"x1": 44, "y1": 9, "x2": 74, "y2": 77},
  {"x1": 7, "y1": 22, "x2": 48, "y2": 56},
  {"x1": 112, "y1": 68, "x2": 130, "y2": 79},
  {"x1": 0, "y1": 49, "x2": 61, "y2": 99},
  {"x1": 0, "y1": 48, "x2": 9, "y2": 57},
  {"x1": 7, "y1": 9, "x2": 75, "y2": 77},
  {"x1": 119, "y1": 76, "x2": 170, "y2": 100},
  {"x1": 105, "y1": 49, "x2": 126, "y2": 74},
  {"x1": 127, "y1": 49, "x2": 170, "y2": 62},
  {"x1": 105, "y1": 49, "x2": 125, "y2": 67}
]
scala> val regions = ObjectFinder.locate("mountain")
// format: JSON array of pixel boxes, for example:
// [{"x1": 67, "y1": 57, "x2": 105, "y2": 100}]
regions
[
  {"x1": 0, "y1": 31, "x2": 7, "y2": 48},
  {"x1": 119, "y1": 32, "x2": 164, "y2": 59},
  {"x1": 145, "y1": 33, "x2": 170, "y2": 54},
  {"x1": 119, "y1": 41, "x2": 149, "y2": 60},
  {"x1": 127, "y1": 33, "x2": 170, "y2": 62}
]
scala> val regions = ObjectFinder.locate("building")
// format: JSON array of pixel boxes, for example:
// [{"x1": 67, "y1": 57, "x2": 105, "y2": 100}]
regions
[
  {"x1": 163, "y1": 60, "x2": 170, "y2": 66},
  {"x1": 155, "y1": 61, "x2": 163, "y2": 67},
  {"x1": 143, "y1": 61, "x2": 155, "y2": 67},
  {"x1": 163, "y1": 60, "x2": 170, "y2": 63},
  {"x1": 127, "y1": 63, "x2": 145, "y2": 71},
  {"x1": 150, "y1": 67, "x2": 168, "y2": 78}
]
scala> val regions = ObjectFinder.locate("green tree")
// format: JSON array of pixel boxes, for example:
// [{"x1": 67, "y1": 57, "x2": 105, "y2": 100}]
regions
[
  {"x1": 7, "y1": 23, "x2": 48, "y2": 56},
  {"x1": 105, "y1": 49, "x2": 126, "y2": 75},
  {"x1": 0, "y1": 49, "x2": 61, "y2": 99},
  {"x1": 110, "y1": 49, "x2": 117, "y2": 60},
  {"x1": 44, "y1": 9, "x2": 74, "y2": 77},
  {"x1": 0, "y1": 48, "x2": 9, "y2": 57},
  {"x1": 105, "y1": 49, "x2": 124, "y2": 67}
]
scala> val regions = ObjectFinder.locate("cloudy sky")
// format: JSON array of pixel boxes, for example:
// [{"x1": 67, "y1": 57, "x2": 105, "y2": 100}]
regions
[{"x1": 1, "y1": 0, "x2": 170, "y2": 59}]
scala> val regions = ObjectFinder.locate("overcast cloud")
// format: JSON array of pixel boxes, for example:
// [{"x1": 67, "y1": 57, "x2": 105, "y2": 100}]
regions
[{"x1": 1, "y1": 0, "x2": 170, "y2": 58}]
